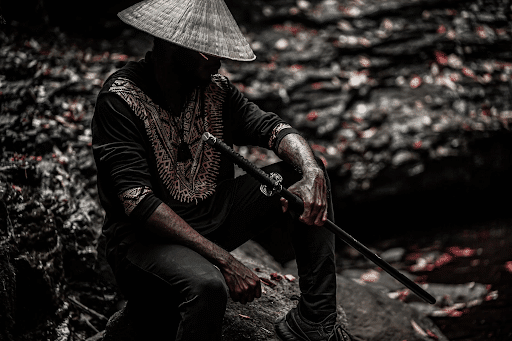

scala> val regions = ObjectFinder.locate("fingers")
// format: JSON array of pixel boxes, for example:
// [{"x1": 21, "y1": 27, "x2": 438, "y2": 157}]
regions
[
  {"x1": 298, "y1": 181, "x2": 327, "y2": 226},
  {"x1": 225, "y1": 266, "x2": 261, "y2": 305},
  {"x1": 302, "y1": 198, "x2": 326, "y2": 226},
  {"x1": 236, "y1": 276, "x2": 260, "y2": 304},
  {"x1": 255, "y1": 278, "x2": 262, "y2": 298},
  {"x1": 314, "y1": 201, "x2": 328, "y2": 226},
  {"x1": 314, "y1": 180, "x2": 328, "y2": 226}
]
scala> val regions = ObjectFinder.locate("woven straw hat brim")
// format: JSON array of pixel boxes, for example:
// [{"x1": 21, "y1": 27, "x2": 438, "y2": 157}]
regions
[{"x1": 118, "y1": 0, "x2": 256, "y2": 62}]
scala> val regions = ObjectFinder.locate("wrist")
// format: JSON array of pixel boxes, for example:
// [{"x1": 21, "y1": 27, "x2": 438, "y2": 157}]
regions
[
  {"x1": 216, "y1": 251, "x2": 235, "y2": 270},
  {"x1": 302, "y1": 165, "x2": 323, "y2": 177}
]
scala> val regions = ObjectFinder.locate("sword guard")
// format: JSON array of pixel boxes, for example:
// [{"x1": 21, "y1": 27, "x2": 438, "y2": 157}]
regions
[{"x1": 260, "y1": 172, "x2": 283, "y2": 197}]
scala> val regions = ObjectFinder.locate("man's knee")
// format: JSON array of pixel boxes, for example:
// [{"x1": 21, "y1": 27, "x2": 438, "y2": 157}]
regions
[{"x1": 188, "y1": 270, "x2": 228, "y2": 305}]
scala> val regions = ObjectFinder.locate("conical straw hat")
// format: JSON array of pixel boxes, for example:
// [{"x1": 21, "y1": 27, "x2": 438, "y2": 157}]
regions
[{"x1": 118, "y1": 0, "x2": 256, "y2": 61}]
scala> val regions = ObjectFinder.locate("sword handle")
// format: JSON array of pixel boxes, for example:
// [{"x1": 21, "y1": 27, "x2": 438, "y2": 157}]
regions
[{"x1": 202, "y1": 132, "x2": 279, "y2": 189}]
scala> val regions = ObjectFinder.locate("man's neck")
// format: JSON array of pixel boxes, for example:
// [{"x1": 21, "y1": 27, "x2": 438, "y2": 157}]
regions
[{"x1": 153, "y1": 60, "x2": 196, "y2": 115}]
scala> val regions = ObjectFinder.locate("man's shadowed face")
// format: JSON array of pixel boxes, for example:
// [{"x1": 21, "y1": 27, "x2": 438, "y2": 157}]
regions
[{"x1": 153, "y1": 38, "x2": 223, "y2": 87}]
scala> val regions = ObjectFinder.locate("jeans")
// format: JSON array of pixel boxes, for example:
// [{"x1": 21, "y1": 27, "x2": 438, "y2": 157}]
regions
[{"x1": 113, "y1": 159, "x2": 336, "y2": 341}]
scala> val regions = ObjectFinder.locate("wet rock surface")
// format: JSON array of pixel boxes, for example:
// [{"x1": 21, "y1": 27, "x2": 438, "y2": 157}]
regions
[{"x1": 221, "y1": 0, "x2": 512, "y2": 205}]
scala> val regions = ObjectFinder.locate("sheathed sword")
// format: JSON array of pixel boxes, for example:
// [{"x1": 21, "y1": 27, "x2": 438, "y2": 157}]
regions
[{"x1": 202, "y1": 132, "x2": 436, "y2": 305}]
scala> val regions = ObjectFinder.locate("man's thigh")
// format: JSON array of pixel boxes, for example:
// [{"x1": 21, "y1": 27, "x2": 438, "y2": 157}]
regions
[
  {"x1": 119, "y1": 238, "x2": 227, "y2": 300},
  {"x1": 206, "y1": 161, "x2": 302, "y2": 251}
]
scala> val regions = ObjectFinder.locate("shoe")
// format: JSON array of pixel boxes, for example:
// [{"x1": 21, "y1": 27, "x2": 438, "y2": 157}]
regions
[{"x1": 274, "y1": 305, "x2": 352, "y2": 341}]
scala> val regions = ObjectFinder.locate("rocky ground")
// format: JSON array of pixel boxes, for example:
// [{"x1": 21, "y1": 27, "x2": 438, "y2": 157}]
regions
[{"x1": 1, "y1": 0, "x2": 512, "y2": 340}]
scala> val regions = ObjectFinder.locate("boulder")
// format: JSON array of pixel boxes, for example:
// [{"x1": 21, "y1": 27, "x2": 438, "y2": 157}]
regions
[{"x1": 95, "y1": 240, "x2": 447, "y2": 341}]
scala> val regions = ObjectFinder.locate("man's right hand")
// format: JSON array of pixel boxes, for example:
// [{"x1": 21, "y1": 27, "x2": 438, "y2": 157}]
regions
[{"x1": 219, "y1": 256, "x2": 261, "y2": 304}]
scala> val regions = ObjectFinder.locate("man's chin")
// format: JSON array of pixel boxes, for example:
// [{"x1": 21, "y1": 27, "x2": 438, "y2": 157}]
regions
[{"x1": 196, "y1": 74, "x2": 215, "y2": 87}]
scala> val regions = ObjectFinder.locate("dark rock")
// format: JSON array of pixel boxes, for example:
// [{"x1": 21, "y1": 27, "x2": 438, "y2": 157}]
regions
[
  {"x1": 337, "y1": 275, "x2": 448, "y2": 341},
  {"x1": 391, "y1": 150, "x2": 420, "y2": 168},
  {"x1": 0, "y1": 244, "x2": 16, "y2": 341},
  {"x1": 97, "y1": 241, "x2": 447, "y2": 341}
]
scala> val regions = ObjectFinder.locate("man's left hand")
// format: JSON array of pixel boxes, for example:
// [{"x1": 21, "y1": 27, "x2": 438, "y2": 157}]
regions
[{"x1": 280, "y1": 167, "x2": 328, "y2": 226}]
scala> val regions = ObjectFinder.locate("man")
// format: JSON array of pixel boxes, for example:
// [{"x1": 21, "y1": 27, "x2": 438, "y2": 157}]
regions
[{"x1": 92, "y1": 0, "x2": 351, "y2": 340}]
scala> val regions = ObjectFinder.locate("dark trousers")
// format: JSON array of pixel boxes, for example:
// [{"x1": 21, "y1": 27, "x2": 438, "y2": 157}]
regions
[{"x1": 114, "y1": 160, "x2": 336, "y2": 341}]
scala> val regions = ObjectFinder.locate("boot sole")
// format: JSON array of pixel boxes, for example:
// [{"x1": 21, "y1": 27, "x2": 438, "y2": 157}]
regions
[{"x1": 275, "y1": 318, "x2": 307, "y2": 341}]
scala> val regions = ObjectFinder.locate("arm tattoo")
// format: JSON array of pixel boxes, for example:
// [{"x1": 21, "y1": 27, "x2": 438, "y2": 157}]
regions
[{"x1": 276, "y1": 133, "x2": 320, "y2": 175}]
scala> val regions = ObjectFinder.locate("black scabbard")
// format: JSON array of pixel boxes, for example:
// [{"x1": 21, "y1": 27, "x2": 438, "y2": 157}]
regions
[{"x1": 202, "y1": 132, "x2": 436, "y2": 305}]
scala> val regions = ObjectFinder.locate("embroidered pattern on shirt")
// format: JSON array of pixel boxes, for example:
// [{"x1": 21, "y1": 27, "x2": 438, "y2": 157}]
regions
[
  {"x1": 268, "y1": 123, "x2": 293, "y2": 149},
  {"x1": 119, "y1": 186, "x2": 152, "y2": 216},
  {"x1": 109, "y1": 75, "x2": 227, "y2": 203}
]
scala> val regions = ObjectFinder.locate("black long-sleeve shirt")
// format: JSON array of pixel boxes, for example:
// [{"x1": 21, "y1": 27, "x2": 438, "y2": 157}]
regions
[{"x1": 91, "y1": 52, "x2": 299, "y2": 258}]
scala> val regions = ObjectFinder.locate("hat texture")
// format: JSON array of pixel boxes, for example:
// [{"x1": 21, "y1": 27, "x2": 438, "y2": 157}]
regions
[{"x1": 118, "y1": 0, "x2": 256, "y2": 61}]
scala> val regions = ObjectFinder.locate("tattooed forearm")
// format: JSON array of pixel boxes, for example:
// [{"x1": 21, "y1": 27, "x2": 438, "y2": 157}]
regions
[
  {"x1": 276, "y1": 133, "x2": 328, "y2": 225},
  {"x1": 146, "y1": 203, "x2": 233, "y2": 268},
  {"x1": 276, "y1": 133, "x2": 321, "y2": 175}
]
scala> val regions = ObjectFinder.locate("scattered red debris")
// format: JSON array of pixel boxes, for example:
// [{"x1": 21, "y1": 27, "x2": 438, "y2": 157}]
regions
[
  {"x1": 311, "y1": 82, "x2": 323, "y2": 90},
  {"x1": 272, "y1": 23, "x2": 306, "y2": 36},
  {"x1": 442, "y1": 306, "x2": 464, "y2": 317},
  {"x1": 11, "y1": 185, "x2": 22, "y2": 192},
  {"x1": 284, "y1": 274, "x2": 296, "y2": 282},
  {"x1": 270, "y1": 272, "x2": 282, "y2": 281},
  {"x1": 448, "y1": 246, "x2": 476, "y2": 257},
  {"x1": 360, "y1": 269, "x2": 380, "y2": 283},
  {"x1": 288, "y1": 64, "x2": 304, "y2": 72},
  {"x1": 382, "y1": 19, "x2": 393, "y2": 31},
  {"x1": 110, "y1": 53, "x2": 129, "y2": 61},
  {"x1": 259, "y1": 277, "x2": 276, "y2": 288},
  {"x1": 485, "y1": 290, "x2": 499, "y2": 301},
  {"x1": 414, "y1": 275, "x2": 428, "y2": 284},
  {"x1": 427, "y1": 329, "x2": 440, "y2": 340},
  {"x1": 307, "y1": 111, "x2": 319, "y2": 121},
  {"x1": 411, "y1": 320, "x2": 428, "y2": 337},
  {"x1": 462, "y1": 123, "x2": 472, "y2": 131},
  {"x1": 413, "y1": 140, "x2": 422, "y2": 149},
  {"x1": 289, "y1": 7, "x2": 300, "y2": 15},
  {"x1": 320, "y1": 156, "x2": 328, "y2": 167},
  {"x1": 264, "y1": 62, "x2": 277, "y2": 71},
  {"x1": 434, "y1": 253, "x2": 453, "y2": 267},
  {"x1": 435, "y1": 51, "x2": 448, "y2": 65},
  {"x1": 311, "y1": 144, "x2": 327, "y2": 153},
  {"x1": 410, "y1": 75, "x2": 422, "y2": 88},
  {"x1": 358, "y1": 37, "x2": 371, "y2": 47},
  {"x1": 397, "y1": 289, "x2": 410, "y2": 301},
  {"x1": 476, "y1": 26, "x2": 487, "y2": 39},
  {"x1": 359, "y1": 56, "x2": 371, "y2": 67},
  {"x1": 405, "y1": 252, "x2": 422, "y2": 261},
  {"x1": 462, "y1": 67, "x2": 476, "y2": 79},
  {"x1": 504, "y1": 261, "x2": 512, "y2": 273},
  {"x1": 449, "y1": 73, "x2": 461, "y2": 82},
  {"x1": 238, "y1": 314, "x2": 251, "y2": 319}
]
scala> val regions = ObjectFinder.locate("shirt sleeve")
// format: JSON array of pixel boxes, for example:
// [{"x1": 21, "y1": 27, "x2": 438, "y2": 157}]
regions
[
  {"x1": 92, "y1": 92, "x2": 162, "y2": 223},
  {"x1": 225, "y1": 80, "x2": 301, "y2": 153}
]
